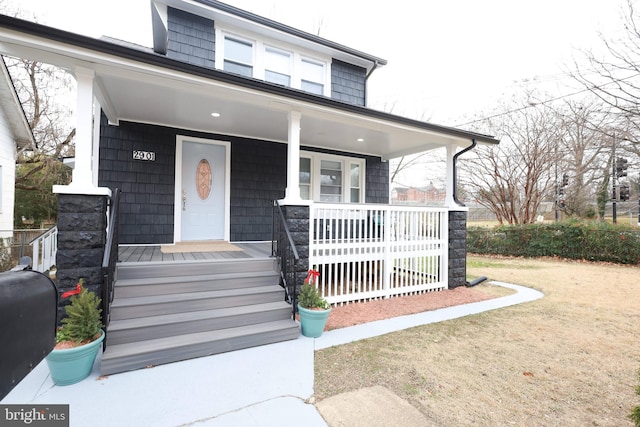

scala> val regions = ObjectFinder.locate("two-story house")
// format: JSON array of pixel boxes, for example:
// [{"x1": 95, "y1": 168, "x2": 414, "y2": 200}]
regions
[{"x1": 0, "y1": 0, "x2": 498, "y2": 374}]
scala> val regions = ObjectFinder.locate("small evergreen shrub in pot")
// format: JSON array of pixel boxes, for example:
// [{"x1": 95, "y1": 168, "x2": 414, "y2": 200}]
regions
[
  {"x1": 45, "y1": 279, "x2": 104, "y2": 386},
  {"x1": 297, "y1": 270, "x2": 331, "y2": 338}
]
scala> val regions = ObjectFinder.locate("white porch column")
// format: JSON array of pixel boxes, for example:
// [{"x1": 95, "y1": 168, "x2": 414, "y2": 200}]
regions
[
  {"x1": 444, "y1": 144, "x2": 457, "y2": 207},
  {"x1": 283, "y1": 111, "x2": 302, "y2": 203},
  {"x1": 54, "y1": 67, "x2": 110, "y2": 196}
]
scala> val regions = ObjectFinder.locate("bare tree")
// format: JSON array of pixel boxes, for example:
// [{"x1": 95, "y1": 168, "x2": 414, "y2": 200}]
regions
[
  {"x1": 7, "y1": 57, "x2": 76, "y2": 190},
  {"x1": 0, "y1": 3, "x2": 76, "y2": 224},
  {"x1": 554, "y1": 100, "x2": 611, "y2": 217},
  {"x1": 460, "y1": 97, "x2": 559, "y2": 224},
  {"x1": 571, "y1": 0, "x2": 640, "y2": 150}
]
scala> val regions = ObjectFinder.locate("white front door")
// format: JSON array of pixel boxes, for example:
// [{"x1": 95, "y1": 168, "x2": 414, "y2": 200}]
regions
[{"x1": 179, "y1": 139, "x2": 228, "y2": 241}]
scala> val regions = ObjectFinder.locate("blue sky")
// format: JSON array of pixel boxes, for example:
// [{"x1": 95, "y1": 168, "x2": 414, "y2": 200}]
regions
[{"x1": 13, "y1": 0, "x2": 630, "y2": 126}]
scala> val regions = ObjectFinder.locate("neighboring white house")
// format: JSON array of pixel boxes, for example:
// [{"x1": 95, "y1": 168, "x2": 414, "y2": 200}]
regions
[{"x1": 0, "y1": 57, "x2": 35, "y2": 242}]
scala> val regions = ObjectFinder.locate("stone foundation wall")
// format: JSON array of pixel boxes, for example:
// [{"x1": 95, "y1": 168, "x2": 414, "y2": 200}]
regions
[
  {"x1": 281, "y1": 204, "x2": 310, "y2": 292},
  {"x1": 448, "y1": 210, "x2": 467, "y2": 289}
]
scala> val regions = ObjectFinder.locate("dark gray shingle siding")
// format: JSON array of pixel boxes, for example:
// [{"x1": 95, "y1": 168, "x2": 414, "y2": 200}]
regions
[
  {"x1": 164, "y1": 9, "x2": 370, "y2": 105},
  {"x1": 98, "y1": 117, "x2": 176, "y2": 244},
  {"x1": 331, "y1": 59, "x2": 366, "y2": 106},
  {"x1": 167, "y1": 7, "x2": 215, "y2": 68},
  {"x1": 365, "y1": 157, "x2": 389, "y2": 203},
  {"x1": 230, "y1": 139, "x2": 287, "y2": 241},
  {"x1": 98, "y1": 117, "x2": 389, "y2": 243}
]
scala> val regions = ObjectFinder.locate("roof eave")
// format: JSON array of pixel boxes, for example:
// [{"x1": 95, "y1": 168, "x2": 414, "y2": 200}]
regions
[
  {"x1": 153, "y1": 0, "x2": 387, "y2": 73},
  {"x1": 0, "y1": 14, "x2": 498, "y2": 148}
]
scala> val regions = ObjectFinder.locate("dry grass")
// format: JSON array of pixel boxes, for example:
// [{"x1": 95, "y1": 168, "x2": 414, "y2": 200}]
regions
[{"x1": 314, "y1": 255, "x2": 640, "y2": 426}]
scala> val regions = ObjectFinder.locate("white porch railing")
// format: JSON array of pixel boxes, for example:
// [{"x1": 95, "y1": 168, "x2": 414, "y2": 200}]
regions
[
  {"x1": 310, "y1": 204, "x2": 448, "y2": 305},
  {"x1": 31, "y1": 226, "x2": 58, "y2": 273}
]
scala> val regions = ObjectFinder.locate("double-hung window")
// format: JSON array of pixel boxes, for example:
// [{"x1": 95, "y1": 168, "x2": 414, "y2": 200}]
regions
[
  {"x1": 300, "y1": 58, "x2": 325, "y2": 95},
  {"x1": 300, "y1": 152, "x2": 364, "y2": 203},
  {"x1": 216, "y1": 29, "x2": 330, "y2": 96},
  {"x1": 264, "y1": 47, "x2": 291, "y2": 86},
  {"x1": 223, "y1": 36, "x2": 253, "y2": 77}
]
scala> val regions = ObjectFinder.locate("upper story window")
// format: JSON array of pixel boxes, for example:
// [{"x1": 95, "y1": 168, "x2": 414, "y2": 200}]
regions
[
  {"x1": 223, "y1": 36, "x2": 253, "y2": 77},
  {"x1": 216, "y1": 28, "x2": 330, "y2": 96},
  {"x1": 301, "y1": 58, "x2": 324, "y2": 95},
  {"x1": 300, "y1": 151, "x2": 365, "y2": 203},
  {"x1": 264, "y1": 47, "x2": 291, "y2": 86}
]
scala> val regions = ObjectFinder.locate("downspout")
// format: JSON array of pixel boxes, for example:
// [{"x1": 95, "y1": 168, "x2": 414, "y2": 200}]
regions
[{"x1": 452, "y1": 139, "x2": 477, "y2": 206}]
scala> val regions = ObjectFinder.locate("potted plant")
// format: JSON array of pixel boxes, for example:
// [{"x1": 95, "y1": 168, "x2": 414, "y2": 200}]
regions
[
  {"x1": 297, "y1": 270, "x2": 331, "y2": 338},
  {"x1": 45, "y1": 279, "x2": 104, "y2": 386}
]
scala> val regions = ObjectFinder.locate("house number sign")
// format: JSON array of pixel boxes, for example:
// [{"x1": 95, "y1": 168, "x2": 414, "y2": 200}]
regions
[{"x1": 133, "y1": 150, "x2": 156, "y2": 161}]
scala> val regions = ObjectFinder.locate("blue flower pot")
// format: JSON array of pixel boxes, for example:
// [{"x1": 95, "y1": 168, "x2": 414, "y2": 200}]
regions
[
  {"x1": 298, "y1": 304, "x2": 331, "y2": 338},
  {"x1": 45, "y1": 330, "x2": 104, "y2": 386}
]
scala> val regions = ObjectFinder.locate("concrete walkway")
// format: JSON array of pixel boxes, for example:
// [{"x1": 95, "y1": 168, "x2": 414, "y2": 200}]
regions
[{"x1": 2, "y1": 281, "x2": 543, "y2": 426}]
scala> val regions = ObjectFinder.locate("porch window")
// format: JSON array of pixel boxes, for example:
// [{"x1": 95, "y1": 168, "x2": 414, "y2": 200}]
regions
[
  {"x1": 350, "y1": 163, "x2": 361, "y2": 203},
  {"x1": 223, "y1": 36, "x2": 253, "y2": 77},
  {"x1": 299, "y1": 157, "x2": 311, "y2": 199},
  {"x1": 265, "y1": 47, "x2": 291, "y2": 87},
  {"x1": 320, "y1": 160, "x2": 342, "y2": 202},
  {"x1": 299, "y1": 152, "x2": 365, "y2": 203}
]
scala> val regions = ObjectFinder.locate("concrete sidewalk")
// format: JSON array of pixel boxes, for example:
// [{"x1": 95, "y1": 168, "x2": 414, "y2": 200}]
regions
[{"x1": 2, "y1": 281, "x2": 543, "y2": 426}]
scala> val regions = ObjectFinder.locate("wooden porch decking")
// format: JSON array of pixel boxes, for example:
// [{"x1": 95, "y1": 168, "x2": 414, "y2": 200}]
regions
[{"x1": 117, "y1": 242, "x2": 273, "y2": 263}]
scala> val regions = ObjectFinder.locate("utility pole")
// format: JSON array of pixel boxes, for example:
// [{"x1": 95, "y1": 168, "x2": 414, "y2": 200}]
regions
[
  {"x1": 612, "y1": 135, "x2": 617, "y2": 224},
  {"x1": 554, "y1": 143, "x2": 559, "y2": 222}
]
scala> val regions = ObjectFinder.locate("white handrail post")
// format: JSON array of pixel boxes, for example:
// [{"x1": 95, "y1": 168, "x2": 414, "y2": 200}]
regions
[
  {"x1": 32, "y1": 239, "x2": 41, "y2": 272},
  {"x1": 441, "y1": 210, "x2": 449, "y2": 287},
  {"x1": 383, "y1": 205, "x2": 392, "y2": 299}
]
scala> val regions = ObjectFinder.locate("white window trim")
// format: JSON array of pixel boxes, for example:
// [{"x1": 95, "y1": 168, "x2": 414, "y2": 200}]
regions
[
  {"x1": 215, "y1": 26, "x2": 331, "y2": 96},
  {"x1": 300, "y1": 150, "x2": 365, "y2": 203},
  {"x1": 217, "y1": 32, "x2": 256, "y2": 75},
  {"x1": 263, "y1": 44, "x2": 293, "y2": 85}
]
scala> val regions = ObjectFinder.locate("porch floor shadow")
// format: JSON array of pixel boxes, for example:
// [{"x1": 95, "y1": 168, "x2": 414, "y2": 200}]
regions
[{"x1": 117, "y1": 242, "x2": 272, "y2": 263}]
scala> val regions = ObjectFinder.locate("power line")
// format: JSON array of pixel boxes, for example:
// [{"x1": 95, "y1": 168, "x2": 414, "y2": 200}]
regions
[{"x1": 454, "y1": 73, "x2": 640, "y2": 128}]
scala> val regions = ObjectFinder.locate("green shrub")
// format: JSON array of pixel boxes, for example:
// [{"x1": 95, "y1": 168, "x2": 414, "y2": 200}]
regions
[
  {"x1": 298, "y1": 282, "x2": 329, "y2": 310},
  {"x1": 468, "y1": 220, "x2": 640, "y2": 264},
  {"x1": 58, "y1": 279, "x2": 103, "y2": 344}
]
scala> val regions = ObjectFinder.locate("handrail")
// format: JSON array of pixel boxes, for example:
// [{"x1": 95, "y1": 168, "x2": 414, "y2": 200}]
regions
[
  {"x1": 30, "y1": 226, "x2": 58, "y2": 273},
  {"x1": 101, "y1": 188, "x2": 120, "y2": 349},
  {"x1": 272, "y1": 200, "x2": 300, "y2": 317},
  {"x1": 273, "y1": 200, "x2": 300, "y2": 260}
]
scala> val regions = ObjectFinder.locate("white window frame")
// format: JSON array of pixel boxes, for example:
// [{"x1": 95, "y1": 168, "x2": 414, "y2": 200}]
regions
[
  {"x1": 215, "y1": 27, "x2": 331, "y2": 96},
  {"x1": 263, "y1": 45, "x2": 292, "y2": 87},
  {"x1": 300, "y1": 151, "x2": 365, "y2": 203},
  {"x1": 219, "y1": 33, "x2": 255, "y2": 77}
]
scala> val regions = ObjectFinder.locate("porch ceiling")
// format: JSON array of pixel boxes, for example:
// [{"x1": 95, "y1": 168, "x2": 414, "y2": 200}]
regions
[{"x1": 0, "y1": 15, "x2": 499, "y2": 160}]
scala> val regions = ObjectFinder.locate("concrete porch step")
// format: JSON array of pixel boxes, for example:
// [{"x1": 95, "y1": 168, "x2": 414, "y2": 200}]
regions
[
  {"x1": 110, "y1": 285, "x2": 285, "y2": 320},
  {"x1": 106, "y1": 301, "x2": 293, "y2": 345},
  {"x1": 101, "y1": 319, "x2": 300, "y2": 376}
]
